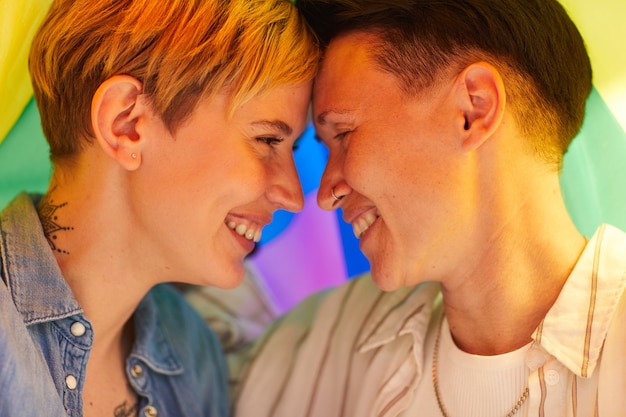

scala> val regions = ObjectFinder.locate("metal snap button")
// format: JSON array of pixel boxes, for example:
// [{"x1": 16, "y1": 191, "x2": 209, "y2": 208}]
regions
[{"x1": 70, "y1": 322, "x2": 86, "y2": 337}]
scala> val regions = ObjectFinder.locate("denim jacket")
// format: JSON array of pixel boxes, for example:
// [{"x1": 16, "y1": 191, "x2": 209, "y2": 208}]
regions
[{"x1": 0, "y1": 193, "x2": 230, "y2": 417}]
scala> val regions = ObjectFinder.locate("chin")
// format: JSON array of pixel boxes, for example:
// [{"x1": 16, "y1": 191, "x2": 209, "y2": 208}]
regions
[
  {"x1": 370, "y1": 265, "x2": 404, "y2": 292},
  {"x1": 211, "y1": 267, "x2": 246, "y2": 289},
  {"x1": 192, "y1": 261, "x2": 247, "y2": 289},
  {"x1": 217, "y1": 274, "x2": 245, "y2": 290}
]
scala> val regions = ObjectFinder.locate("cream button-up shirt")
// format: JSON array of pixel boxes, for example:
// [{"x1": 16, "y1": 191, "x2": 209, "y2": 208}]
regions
[{"x1": 231, "y1": 224, "x2": 626, "y2": 417}]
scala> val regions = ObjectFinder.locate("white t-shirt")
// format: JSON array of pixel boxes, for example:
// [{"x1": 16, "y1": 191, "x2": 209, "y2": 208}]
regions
[{"x1": 403, "y1": 317, "x2": 531, "y2": 417}]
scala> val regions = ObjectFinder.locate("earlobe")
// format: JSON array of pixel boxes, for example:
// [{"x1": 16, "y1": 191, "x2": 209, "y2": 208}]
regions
[
  {"x1": 91, "y1": 75, "x2": 146, "y2": 170},
  {"x1": 456, "y1": 62, "x2": 506, "y2": 151}
]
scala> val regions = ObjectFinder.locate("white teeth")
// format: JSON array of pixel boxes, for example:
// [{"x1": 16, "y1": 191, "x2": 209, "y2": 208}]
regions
[
  {"x1": 226, "y1": 221, "x2": 262, "y2": 242},
  {"x1": 352, "y1": 211, "x2": 379, "y2": 239},
  {"x1": 235, "y1": 224, "x2": 247, "y2": 236}
]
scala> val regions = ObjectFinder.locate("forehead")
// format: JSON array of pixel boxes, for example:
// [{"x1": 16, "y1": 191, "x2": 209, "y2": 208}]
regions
[
  {"x1": 176, "y1": 81, "x2": 312, "y2": 142},
  {"x1": 315, "y1": 32, "x2": 380, "y2": 94},
  {"x1": 234, "y1": 83, "x2": 311, "y2": 116},
  {"x1": 313, "y1": 32, "x2": 406, "y2": 125}
]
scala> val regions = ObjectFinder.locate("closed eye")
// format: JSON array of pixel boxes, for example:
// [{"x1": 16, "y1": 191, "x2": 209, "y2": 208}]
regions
[
  {"x1": 256, "y1": 136, "x2": 284, "y2": 147},
  {"x1": 335, "y1": 130, "x2": 351, "y2": 141}
]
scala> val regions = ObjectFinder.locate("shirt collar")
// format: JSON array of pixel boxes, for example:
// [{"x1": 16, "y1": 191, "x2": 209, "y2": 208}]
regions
[
  {"x1": 0, "y1": 193, "x2": 82, "y2": 324},
  {"x1": 130, "y1": 286, "x2": 184, "y2": 375},
  {"x1": 354, "y1": 280, "x2": 440, "y2": 384},
  {"x1": 356, "y1": 280, "x2": 440, "y2": 352},
  {"x1": 533, "y1": 224, "x2": 626, "y2": 377}
]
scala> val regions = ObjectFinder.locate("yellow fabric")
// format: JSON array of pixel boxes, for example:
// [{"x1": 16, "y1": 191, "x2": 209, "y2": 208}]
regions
[
  {"x1": 0, "y1": 0, "x2": 52, "y2": 144},
  {"x1": 561, "y1": 0, "x2": 626, "y2": 131}
]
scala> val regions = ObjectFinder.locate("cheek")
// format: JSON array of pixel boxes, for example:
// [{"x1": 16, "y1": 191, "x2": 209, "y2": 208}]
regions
[
  {"x1": 156, "y1": 146, "x2": 269, "y2": 218},
  {"x1": 210, "y1": 155, "x2": 268, "y2": 200},
  {"x1": 343, "y1": 138, "x2": 409, "y2": 195},
  {"x1": 238, "y1": 148, "x2": 270, "y2": 187}
]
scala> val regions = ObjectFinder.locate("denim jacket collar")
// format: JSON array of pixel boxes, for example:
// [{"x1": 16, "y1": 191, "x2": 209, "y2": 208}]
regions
[
  {"x1": 0, "y1": 192, "x2": 182, "y2": 374},
  {"x1": 0, "y1": 193, "x2": 82, "y2": 324},
  {"x1": 132, "y1": 289, "x2": 184, "y2": 375}
]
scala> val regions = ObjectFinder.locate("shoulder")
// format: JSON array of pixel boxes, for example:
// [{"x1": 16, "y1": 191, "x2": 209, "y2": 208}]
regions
[
  {"x1": 260, "y1": 272, "x2": 440, "y2": 337},
  {"x1": 598, "y1": 274, "x2": 626, "y2": 411},
  {"x1": 242, "y1": 274, "x2": 389, "y2": 351},
  {"x1": 0, "y1": 280, "x2": 68, "y2": 416},
  {"x1": 231, "y1": 275, "x2": 440, "y2": 413},
  {"x1": 257, "y1": 274, "x2": 439, "y2": 342},
  {"x1": 587, "y1": 225, "x2": 626, "y2": 409}
]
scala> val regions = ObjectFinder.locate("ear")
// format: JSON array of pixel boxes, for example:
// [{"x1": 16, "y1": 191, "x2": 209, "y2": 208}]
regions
[
  {"x1": 91, "y1": 75, "x2": 146, "y2": 170},
  {"x1": 455, "y1": 62, "x2": 506, "y2": 151}
]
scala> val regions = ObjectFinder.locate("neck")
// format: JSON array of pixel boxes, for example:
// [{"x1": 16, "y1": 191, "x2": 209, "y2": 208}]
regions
[
  {"x1": 440, "y1": 161, "x2": 587, "y2": 355},
  {"x1": 38, "y1": 164, "x2": 152, "y2": 352}
]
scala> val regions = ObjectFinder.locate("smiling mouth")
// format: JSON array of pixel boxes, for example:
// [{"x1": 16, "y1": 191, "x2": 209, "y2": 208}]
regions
[
  {"x1": 351, "y1": 209, "x2": 379, "y2": 238},
  {"x1": 226, "y1": 220, "x2": 263, "y2": 242}
]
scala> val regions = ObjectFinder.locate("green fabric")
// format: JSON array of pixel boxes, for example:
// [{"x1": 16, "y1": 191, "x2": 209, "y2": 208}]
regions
[
  {"x1": 0, "y1": 98, "x2": 50, "y2": 206},
  {"x1": 561, "y1": 87, "x2": 626, "y2": 236}
]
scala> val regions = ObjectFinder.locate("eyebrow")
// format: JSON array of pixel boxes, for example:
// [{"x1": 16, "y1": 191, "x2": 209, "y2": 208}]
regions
[
  {"x1": 250, "y1": 120, "x2": 293, "y2": 136},
  {"x1": 316, "y1": 110, "x2": 352, "y2": 126}
]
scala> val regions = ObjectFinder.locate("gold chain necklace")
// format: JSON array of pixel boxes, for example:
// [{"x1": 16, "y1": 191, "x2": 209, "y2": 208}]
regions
[{"x1": 431, "y1": 315, "x2": 529, "y2": 417}]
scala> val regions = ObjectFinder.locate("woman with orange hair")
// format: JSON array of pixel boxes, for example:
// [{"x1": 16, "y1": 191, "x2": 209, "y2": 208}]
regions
[{"x1": 0, "y1": 0, "x2": 319, "y2": 416}]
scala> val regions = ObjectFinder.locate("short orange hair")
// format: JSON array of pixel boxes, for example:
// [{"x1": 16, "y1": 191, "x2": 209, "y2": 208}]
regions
[{"x1": 29, "y1": 0, "x2": 321, "y2": 163}]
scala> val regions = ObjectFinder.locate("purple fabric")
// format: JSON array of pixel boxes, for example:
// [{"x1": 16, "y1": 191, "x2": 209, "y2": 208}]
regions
[{"x1": 247, "y1": 192, "x2": 348, "y2": 313}]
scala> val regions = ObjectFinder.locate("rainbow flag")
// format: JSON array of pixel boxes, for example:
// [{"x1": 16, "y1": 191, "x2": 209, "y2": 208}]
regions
[{"x1": 1, "y1": 0, "x2": 624, "y2": 312}]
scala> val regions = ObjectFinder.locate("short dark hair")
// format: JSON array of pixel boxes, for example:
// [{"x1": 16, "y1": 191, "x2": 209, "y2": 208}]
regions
[{"x1": 297, "y1": 0, "x2": 592, "y2": 165}]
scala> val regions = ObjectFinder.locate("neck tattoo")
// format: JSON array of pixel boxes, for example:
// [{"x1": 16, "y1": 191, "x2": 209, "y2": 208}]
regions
[
  {"x1": 37, "y1": 189, "x2": 74, "y2": 255},
  {"x1": 431, "y1": 315, "x2": 529, "y2": 417},
  {"x1": 113, "y1": 400, "x2": 138, "y2": 417}
]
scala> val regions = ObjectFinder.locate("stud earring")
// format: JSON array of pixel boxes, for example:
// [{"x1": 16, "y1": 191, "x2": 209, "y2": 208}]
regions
[{"x1": 131, "y1": 153, "x2": 137, "y2": 159}]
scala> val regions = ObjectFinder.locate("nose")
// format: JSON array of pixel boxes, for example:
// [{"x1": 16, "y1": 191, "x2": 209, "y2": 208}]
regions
[
  {"x1": 265, "y1": 156, "x2": 305, "y2": 212},
  {"x1": 317, "y1": 151, "x2": 350, "y2": 211}
]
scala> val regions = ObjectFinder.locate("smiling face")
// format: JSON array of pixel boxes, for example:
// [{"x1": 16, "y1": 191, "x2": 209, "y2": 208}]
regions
[
  {"x1": 314, "y1": 33, "x2": 476, "y2": 291},
  {"x1": 133, "y1": 81, "x2": 312, "y2": 288}
]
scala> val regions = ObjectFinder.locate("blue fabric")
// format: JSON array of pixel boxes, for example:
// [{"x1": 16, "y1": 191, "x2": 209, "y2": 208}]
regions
[{"x1": 0, "y1": 193, "x2": 230, "y2": 417}]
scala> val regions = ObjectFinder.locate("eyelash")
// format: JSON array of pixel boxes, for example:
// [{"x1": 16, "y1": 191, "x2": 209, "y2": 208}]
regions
[
  {"x1": 256, "y1": 136, "x2": 284, "y2": 147},
  {"x1": 312, "y1": 130, "x2": 352, "y2": 147},
  {"x1": 335, "y1": 131, "x2": 351, "y2": 141}
]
